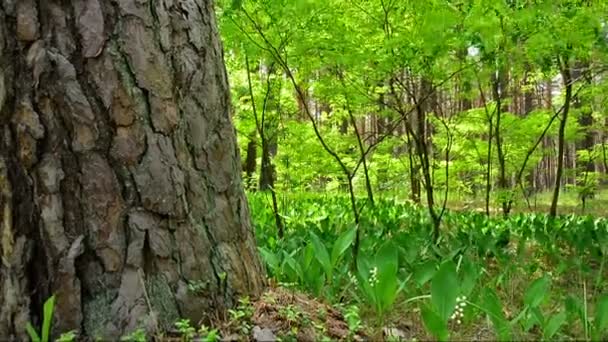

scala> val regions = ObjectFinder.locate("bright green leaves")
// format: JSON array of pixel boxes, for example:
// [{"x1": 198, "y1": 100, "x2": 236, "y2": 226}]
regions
[
  {"x1": 356, "y1": 240, "x2": 401, "y2": 317},
  {"x1": 26, "y1": 295, "x2": 56, "y2": 342},
  {"x1": 250, "y1": 193, "x2": 608, "y2": 340},
  {"x1": 414, "y1": 260, "x2": 437, "y2": 287},
  {"x1": 374, "y1": 241, "x2": 400, "y2": 313},
  {"x1": 421, "y1": 260, "x2": 459, "y2": 341},
  {"x1": 331, "y1": 226, "x2": 356, "y2": 267},
  {"x1": 310, "y1": 231, "x2": 332, "y2": 279},
  {"x1": 431, "y1": 261, "x2": 459, "y2": 323},
  {"x1": 524, "y1": 276, "x2": 551, "y2": 309},
  {"x1": 230, "y1": 0, "x2": 242, "y2": 10},
  {"x1": 593, "y1": 295, "x2": 608, "y2": 340},
  {"x1": 421, "y1": 304, "x2": 449, "y2": 341},
  {"x1": 543, "y1": 311, "x2": 567, "y2": 340},
  {"x1": 481, "y1": 288, "x2": 512, "y2": 341}
]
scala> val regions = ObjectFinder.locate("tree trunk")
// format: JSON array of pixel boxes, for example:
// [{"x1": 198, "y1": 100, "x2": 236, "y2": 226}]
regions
[
  {"x1": 259, "y1": 142, "x2": 275, "y2": 191},
  {"x1": 243, "y1": 131, "x2": 257, "y2": 190},
  {"x1": 0, "y1": 1, "x2": 265, "y2": 339},
  {"x1": 550, "y1": 60, "x2": 573, "y2": 217},
  {"x1": 492, "y1": 70, "x2": 511, "y2": 216}
]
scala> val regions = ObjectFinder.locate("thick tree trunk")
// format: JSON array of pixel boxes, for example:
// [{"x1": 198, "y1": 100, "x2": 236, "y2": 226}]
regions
[{"x1": 0, "y1": 1, "x2": 265, "y2": 340}]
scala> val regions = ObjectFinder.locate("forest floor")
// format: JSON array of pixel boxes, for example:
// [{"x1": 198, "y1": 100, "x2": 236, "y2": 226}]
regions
[
  {"x1": 150, "y1": 191, "x2": 608, "y2": 341},
  {"x1": 447, "y1": 188, "x2": 608, "y2": 216}
]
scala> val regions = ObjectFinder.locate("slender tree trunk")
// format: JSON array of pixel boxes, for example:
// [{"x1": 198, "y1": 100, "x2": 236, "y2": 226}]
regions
[
  {"x1": 407, "y1": 130, "x2": 421, "y2": 203},
  {"x1": 259, "y1": 142, "x2": 274, "y2": 191},
  {"x1": 492, "y1": 71, "x2": 511, "y2": 216},
  {"x1": 550, "y1": 59, "x2": 573, "y2": 217},
  {"x1": 542, "y1": 79, "x2": 554, "y2": 192},
  {"x1": 339, "y1": 74, "x2": 374, "y2": 205},
  {"x1": 476, "y1": 80, "x2": 493, "y2": 216},
  {"x1": 411, "y1": 79, "x2": 440, "y2": 242},
  {"x1": 245, "y1": 57, "x2": 283, "y2": 237},
  {"x1": 243, "y1": 131, "x2": 258, "y2": 190},
  {"x1": 574, "y1": 64, "x2": 595, "y2": 173},
  {"x1": 0, "y1": 2, "x2": 265, "y2": 339},
  {"x1": 485, "y1": 117, "x2": 494, "y2": 216}
]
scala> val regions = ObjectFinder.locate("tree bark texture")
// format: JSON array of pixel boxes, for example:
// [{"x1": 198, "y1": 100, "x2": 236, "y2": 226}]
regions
[{"x1": 0, "y1": 0, "x2": 265, "y2": 339}]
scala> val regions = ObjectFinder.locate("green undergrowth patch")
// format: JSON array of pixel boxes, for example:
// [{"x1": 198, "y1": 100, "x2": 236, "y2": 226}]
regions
[{"x1": 249, "y1": 192, "x2": 608, "y2": 341}]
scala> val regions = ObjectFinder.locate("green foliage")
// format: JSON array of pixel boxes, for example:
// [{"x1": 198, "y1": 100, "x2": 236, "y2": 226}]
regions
[
  {"x1": 228, "y1": 297, "x2": 255, "y2": 335},
  {"x1": 355, "y1": 240, "x2": 402, "y2": 318},
  {"x1": 26, "y1": 295, "x2": 55, "y2": 342},
  {"x1": 217, "y1": 0, "x2": 608, "y2": 339},
  {"x1": 342, "y1": 305, "x2": 362, "y2": 338},
  {"x1": 430, "y1": 261, "x2": 459, "y2": 323},
  {"x1": 593, "y1": 295, "x2": 608, "y2": 340},
  {"x1": 480, "y1": 288, "x2": 512, "y2": 341},
  {"x1": 120, "y1": 329, "x2": 146, "y2": 342},
  {"x1": 421, "y1": 304, "x2": 449, "y2": 341},
  {"x1": 56, "y1": 331, "x2": 77, "y2": 342},
  {"x1": 175, "y1": 319, "x2": 196, "y2": 342},
  {"x1": 250, "y1": 192, "x2": 608, "y2": 339}
]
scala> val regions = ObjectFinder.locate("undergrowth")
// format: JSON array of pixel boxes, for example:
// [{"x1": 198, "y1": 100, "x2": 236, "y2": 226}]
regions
[
  {"x1": 250, "y1": 192, "x2": 608, "y2": 341},
  {"x1": 39, "y1": 192, "x2": 608, "y2": 341}
]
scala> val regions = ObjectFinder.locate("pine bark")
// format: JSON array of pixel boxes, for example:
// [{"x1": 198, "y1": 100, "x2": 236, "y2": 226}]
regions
[{"x1": 0, "y1": 0, "x2": 265, "y2": 339}]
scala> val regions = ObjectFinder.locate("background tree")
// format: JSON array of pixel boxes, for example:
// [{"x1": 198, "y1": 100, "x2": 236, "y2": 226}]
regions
[{"x1": 221, "y1": 0, "x2": 608, "y2": 232}]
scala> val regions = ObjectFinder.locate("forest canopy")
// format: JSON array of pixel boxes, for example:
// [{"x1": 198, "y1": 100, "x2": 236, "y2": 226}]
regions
[{"x1": 220, "y1": 0, "x2": 608, "y2": 217}]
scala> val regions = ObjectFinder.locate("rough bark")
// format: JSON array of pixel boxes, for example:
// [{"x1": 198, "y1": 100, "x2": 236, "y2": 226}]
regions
[{"x1": 0, "y1": 0, "x2": 265, "y2": 339}]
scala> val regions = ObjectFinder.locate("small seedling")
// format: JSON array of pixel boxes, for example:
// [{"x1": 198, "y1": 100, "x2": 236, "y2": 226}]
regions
[{"x1": 26, "y1": 295, "x2": 55, "y2": 342}]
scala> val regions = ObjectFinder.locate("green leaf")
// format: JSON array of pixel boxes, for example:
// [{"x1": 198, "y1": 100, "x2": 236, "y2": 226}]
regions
[
  {"x1": 375, "y1": 241, "x2": 399, "y2": 312},
  {"x1": 524, "y1": 276, "x2": 550, "y2": 308},
  {"x1": 330, "y1": 227, "x2": 356, "y2": 267},
  {"x1": 258, "y1": 247, "x2": 279, "y2": 273},
  {"x1": 376, "y1": 241, "x2": 398, "y2": 279},
  {"x1": 42, "y1": 295, "x2": 55, "y2": 342},
  {"x1": 414, "y1": 260, "x2": 437, "y2": 287},
  {"x1": 26, "y1": 323, "x2": 41, "y2": 342},
  {"x1": 565, "y1": 295, "x2": 585, "y2": 326},
  {"x1": 431, "y1": 260, "x2": 459, "y2": 322},
  {"x1": 594, "y1": 295, "x2": 608, "y2": 337},
  {"x1": 310, "y1": 232, "x2": 332, "y2": 279},
  {"x1": 543, "y1": 311, "x2": 566, "y2": 340},
  {"x1": 231, "y1": 0, "x2": 243, "y2": 10},
  {"x1": 356, "y1": 254, "x2": 375, "y2": 304},
  {"x1": 523, "y1": 307, "x2": 544, "y2": 332},
  {"x1": 460, "y1": 259, "x2": 480, "y2": 296},
  {"x1": 302, "y1": 243, "x2": 315, "y2": 270},
  {"x1": 421, "y1": 305, "x2": 449, "y2": 341},
  {"x1": 480, "y1": 288, "x2": 511, "y2": 341}
]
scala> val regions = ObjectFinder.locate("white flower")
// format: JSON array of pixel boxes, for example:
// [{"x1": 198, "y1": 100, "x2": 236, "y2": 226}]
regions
[
  {"x1": 348, "y1": 271, "x2": 357, "y2": 284},
  {"x1": 368, "y1": 267, "x2": 379, "y2": 287},
  {"x1": 451, "y1": 294, "x2": 467, "y2": 321}
]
